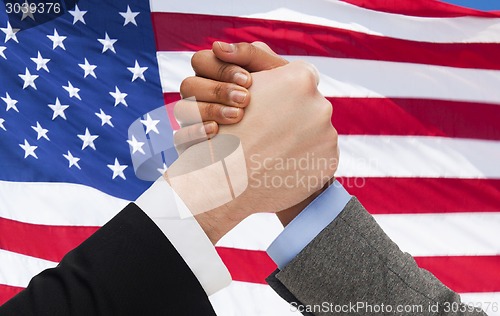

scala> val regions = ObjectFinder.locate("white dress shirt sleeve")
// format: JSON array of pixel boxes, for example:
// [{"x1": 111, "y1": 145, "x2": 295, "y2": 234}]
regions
[{"x1": 135, "y1": 177, "x2": 231, "y2": 296}]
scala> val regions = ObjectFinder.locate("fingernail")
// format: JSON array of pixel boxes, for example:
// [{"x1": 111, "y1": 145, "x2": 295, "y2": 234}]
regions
[
  {"x1": 202, "y1": 122, "x2": 216, "y2": 135},
  {"x1": 234, "y1": 73, "x2": 249, "y2": 86},
  {"x1": 222, "y1": 107, "x2": 240, "y2": 119},
  {"x1": 230, "y1": 90, "x2": 247, "y2": 104},
  {"x1": 217, "y1": 41, "x2": 235, "y2": 53}
]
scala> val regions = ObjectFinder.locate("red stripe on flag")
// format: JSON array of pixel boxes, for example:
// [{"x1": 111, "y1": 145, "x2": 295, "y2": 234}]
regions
[
  {"x1": 216, "y1": 247, "x2": 276, "y2": 284},
  {"x1": 152, "y1": 13, "x2": 500, "y2": 70},
  {"x1": 332, "y1": 98, "x2": 500, "y2": 141},
  {"x1": 1, "y1": 180, "x2": 497, "y2": 265},
  {"x1": 1, "y1": 252, "x2": 497, "y2": 306},
  {"x1": 2, "y1": 178, "x2": 493, "y2": 269},
  {"x1": 217, "y1": 247, "x2": 500, "y2": 293},
  {"x1": 340, "y1": 0, "x2": 500, "y2": 18},
  {"x1": 0, "y1": 284, "x2": 23, "y2": 306},
  {"x1": 340, "y1": 178, "x2": 500, "y2": 214},
  {"x1": 164, "y1": 93, "x2": 500, "y2": 141},
  {"x1": 0, "y1": 217, "x2": 98, "y2": 263},
  {"x1": 415, "y1": 256, "x2": 500, "y2": 293}
]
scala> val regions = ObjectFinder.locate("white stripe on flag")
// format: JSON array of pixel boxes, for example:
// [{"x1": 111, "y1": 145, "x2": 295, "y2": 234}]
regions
[
  {"x1": 375, "y1": 213, "x2": 500, "y2": 256},
  {"x1": 338, "y1": 136, "x2": 500, "y2": 178},
  {"x1": 210, "y1": 281, "x2": 296, "y2": 316},
  {"x1": 2, "y1": 137, "x2": 499, "y2": 227},
  {"x1": 0, "y1": 181, "x2": 128, "y2": 225},
  {"x1": 158, "y1": 52, "x2": 500, "y2": 105},
  {"x1": 150, "y1": 0, "x2": 500, "y2": 43},
  {"x1": 461, "y1": 292, "x2": 500, "y2": 316},
  {"x1": 218, "y1": 212, "x2": 500, "y2": 256},
  {"x1": 0, "y1": 250, "x2": 57, "y2": 288}
]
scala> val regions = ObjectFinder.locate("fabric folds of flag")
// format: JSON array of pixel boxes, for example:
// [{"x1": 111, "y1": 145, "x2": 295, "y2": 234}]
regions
[{"x1": 0, "y1": 0, "x2": 499, "y2": 315}]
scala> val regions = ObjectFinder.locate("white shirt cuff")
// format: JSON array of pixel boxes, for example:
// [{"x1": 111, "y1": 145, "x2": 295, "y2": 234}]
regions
[{"x1": 135, "y1": 177, "x2": 232, "y2": 296}]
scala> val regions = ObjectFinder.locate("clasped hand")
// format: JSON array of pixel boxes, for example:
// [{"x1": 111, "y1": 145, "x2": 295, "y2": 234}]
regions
[{"x1": 166, "y1": 42, "x2": 339, "y2": 243}]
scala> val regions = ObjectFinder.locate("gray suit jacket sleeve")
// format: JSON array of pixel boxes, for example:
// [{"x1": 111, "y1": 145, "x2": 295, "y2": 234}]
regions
[{"x1": 266, "y1": 197, "x2": 486, "y2": 316}]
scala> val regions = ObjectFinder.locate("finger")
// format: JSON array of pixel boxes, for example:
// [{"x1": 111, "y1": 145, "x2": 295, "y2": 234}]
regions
[
  {"x1": 251, "y1": 41, "x2": 280, "y2": 56},
  {"x1": 180, "y1": 76, "x2": 250, "y2": 108},
  {"x1": 212, "y1": 41, "x2": 289, "y2": 72},
  {"x1": 191, "y1": 50, "x2": 252, "y2": 88},
  {"x1": 292, "y1": 60, "x2": 321, "y2": 86},
  {"x1": 174, "y1": 99, "x2": 244, "y2": 127},
  {"x1": 174, "y1": 122, "x2": 218, "y2": 155}
]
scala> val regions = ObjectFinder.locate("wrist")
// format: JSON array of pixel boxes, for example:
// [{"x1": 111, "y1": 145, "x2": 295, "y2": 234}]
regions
[
  {"x1": 276, "y1": 178, "x2": 335, "y2": 227},
  {"x1": 194, "y1": 202, "x2": 247, "y2": 244},
  {"x1": 164, "y1": 157, "x2": 249, "y2": 244}
]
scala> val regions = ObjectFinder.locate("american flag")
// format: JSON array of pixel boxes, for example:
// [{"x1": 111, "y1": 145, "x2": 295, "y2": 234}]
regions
[{"x1": 1, "y1": 0, "x2": 499, "y2": 315}]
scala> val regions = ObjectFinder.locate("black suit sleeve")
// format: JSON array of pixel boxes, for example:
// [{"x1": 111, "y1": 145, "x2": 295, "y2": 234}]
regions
[{"x1": 0, "y1": 203, "x2": 216, "y2": 316}]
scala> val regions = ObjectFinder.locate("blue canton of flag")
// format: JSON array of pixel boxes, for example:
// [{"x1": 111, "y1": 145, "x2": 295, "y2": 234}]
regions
[{"x1": 0, "y1": 0, "x2": 169, "y2": 200}]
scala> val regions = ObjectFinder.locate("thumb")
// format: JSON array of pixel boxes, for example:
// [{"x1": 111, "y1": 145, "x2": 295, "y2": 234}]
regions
[{"x1": 212, "y1": 41, "x2": 288, "y2": 72}]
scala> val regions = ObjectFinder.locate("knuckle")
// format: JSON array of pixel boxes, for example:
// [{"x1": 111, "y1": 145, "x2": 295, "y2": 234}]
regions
[
  {"x1": 246, "y1": 42, "x2": 257, "y2": 58},
  {"x1": 212, "y1": 82, "x2": 225, "y2": 100},
  {"x1": 233, "y1": 42, "x2": 256, "y2": 67},
  {"x1": 251, "y1": 41, "x2": 266, "y2": 48},
  {"x1": 173, "y1": 100, "x2": 183, "y2": 121},
  {"x1": 186, "y1": 124, "x2": 201, "y2": 142},
  {"x1": 173, "y1": 101, "x2": 192, "y2": 125},
  {"x1": 180, "y1": 77, "x2": 195, "y2": 97},
  {"x1": 290, "y1": 61, "x2": 320, "y2": 94},
  {"x1": 217, "y1": 63, "x2": 235, "y2": 82},
  {"x1": 330, "y1": 125, "x2": 339, "y2": 141},
  {"x1": 191, "y1": 50, "x2": 212, "y2": 73},
  {"x1": 173, "y1": 129, "x2": 186, "y2": 146},
  {"x1": 323, "y1": 99, "x2": 333, "y2": 118},
  {"x1": 321, "y1": 102, "x2": 334, "y2": 125},
  {"x1": 204, "y1": 103, "x2": 219, "y2": 120}
]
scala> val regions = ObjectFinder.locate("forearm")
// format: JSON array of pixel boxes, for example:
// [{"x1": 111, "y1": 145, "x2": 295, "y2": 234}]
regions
[
  {"x1": 162, "y1": 150, "x2": 248, "y2": 245},
  {"x1": 0, "y1": 204, "x2": 216, "y2": 316},
  {"x1": 269, "y1": 198, "x2": 486, "y2": 316}
]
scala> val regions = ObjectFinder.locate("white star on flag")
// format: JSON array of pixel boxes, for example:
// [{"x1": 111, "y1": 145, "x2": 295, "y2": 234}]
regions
[
  {"x1": 127, "y1": 60, "x2": 148, "y2": 82},
  {"x1": 19, "y1": 139, "x2": 38, "y2": 159},
  {"x1": 2, "y1": 92, "x2": 19, "y2": 112},
  {"x1": 63, "y1": 81, "x2": 81, "y2": 100},
  {"x1": 47, "y1": 29, "x2": 67, "y2": 50},
  {"x1": 0, "y1": 118, "x2": 5, "y2": 131},
  {"x1": 78, "y1": 58, "x2": 97, "y2": 78},
  {"x1": 127, "y1": 135, "x2": 145, "y2": 154},
  {"x1": 30, "y1": 51, "x2": 50, "y2": 72},
  {"x1": 98, "y1": 33, "x2": 117, "y2": 53},
  {"x1": 0, "y1": 46, "x2": 6, "y2": 59},
  {"x1": 31, "y1": 122, "x2": 50, "y2": 141},
  {"x1": 95, "y1": 109, "x2": 114, "y2": 127},
  {"x1": 78, "y1": 128, "x2": 99, "y2": 150},
  {"x1": 63, "y1": 151, "x2": 81, "y2": 169},
  {"x1": 48, "y1": 98, "x2": 69, "y2": 120},
  {"x1": 69, "y1": 4, "x2": 87, "y2": 25},
  {"x1": 109, "y1": 86, "x2": 127, "y2": 107},
  {"x1": 1, "y1": 22, "x2": 19, "y2": 43},
  {"x1": 119, "y1": 5, "x2": 140, "y2": 26},
  {"x1": 157, "y1": 163, "x2": 168, "y2": 175},
  {"x1": 19, "y1": 68, "x2": 39, "y2": 90},
  {"x1": 107, "y1": 158, "x2": 127, "y2": 180},
  {"x1": 140, "y1": 113, "x2": 160, "y2": 134},
  {"x1": 21, "y1": 0, "x2": 35, "y2": 21}
]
